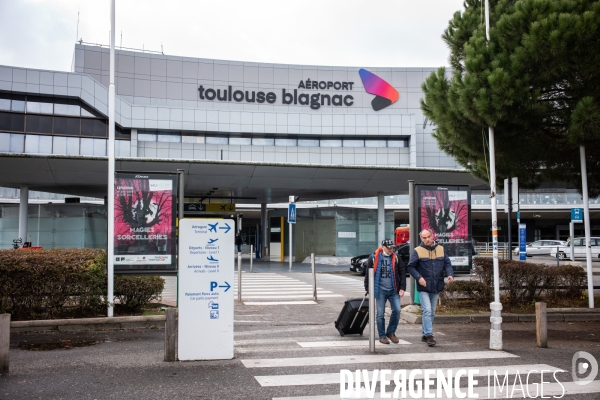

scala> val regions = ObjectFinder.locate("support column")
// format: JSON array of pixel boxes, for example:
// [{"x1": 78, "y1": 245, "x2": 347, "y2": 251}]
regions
[
  {"x1": 130, "y1": 128, "x2": 138, "y2": 157},
  {"x1": 261, "y1": 203, "x2": 268, "y2": 259},
  {"x1": 19, "y1": 185, "x2": 28, "y2": 244},
  {"x1": 377, "y1": 193, "x2": 385, "y2": 245}
]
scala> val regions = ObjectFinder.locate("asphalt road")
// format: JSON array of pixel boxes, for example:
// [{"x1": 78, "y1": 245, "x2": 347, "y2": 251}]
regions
[{"x1": 3, "y1": 272, "x2": 600, "y2": 399}]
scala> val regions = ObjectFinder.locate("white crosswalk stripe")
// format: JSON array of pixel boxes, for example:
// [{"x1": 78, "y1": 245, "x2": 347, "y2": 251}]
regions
[
  {"x1": 242, "y1": 301, "x2": 316, "y2": 306},
  {"x1": 296, "y1": 340, "x2": 411, "y2": 347},
  {"x1": 271, "y1": 381, "x2": 600, "y2": 400},
  {"x1": 241, "y1": 350, "x2": 519, "y2": 368},
  {"x1": 255, "y1": 364, "x2": 561, "y2": 387}
]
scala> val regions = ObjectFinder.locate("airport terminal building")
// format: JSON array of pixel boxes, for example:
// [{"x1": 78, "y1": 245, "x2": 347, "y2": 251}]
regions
[{"x1": 0, "y1": 44, "x2": 598, "y2": 258}]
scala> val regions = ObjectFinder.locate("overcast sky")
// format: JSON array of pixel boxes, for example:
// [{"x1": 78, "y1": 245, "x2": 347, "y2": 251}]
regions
[{"x1": 0, "y1": 0, "x2": 465, "y2": 71}]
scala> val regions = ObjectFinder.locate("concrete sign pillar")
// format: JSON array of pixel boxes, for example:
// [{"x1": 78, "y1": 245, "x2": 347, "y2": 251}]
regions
[{"x1": 178, "y1": 219, "x2": 234, "y2": 360}]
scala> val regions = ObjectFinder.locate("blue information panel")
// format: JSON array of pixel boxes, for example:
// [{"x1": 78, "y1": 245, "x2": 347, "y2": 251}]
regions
[
  {"x1": 571, "y1": 208, "x2": 583, "y2": 223},
  {"x1": 288, "y1": 203, "x2": 297, "y2": 224},
  {"x1": 519, "y1": 223, "x2": 527, "y2": 261}
]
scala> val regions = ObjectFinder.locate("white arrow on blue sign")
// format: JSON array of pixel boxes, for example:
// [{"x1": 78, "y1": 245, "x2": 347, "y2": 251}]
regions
[{"x1": 288, "y1": 203, "x2": 297, "y2": 224}]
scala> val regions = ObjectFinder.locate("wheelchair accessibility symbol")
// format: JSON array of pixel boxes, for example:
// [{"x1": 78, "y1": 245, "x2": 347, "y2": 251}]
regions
[{"x1": 210, "y1": 310, "x2": 219, "y2": 319}]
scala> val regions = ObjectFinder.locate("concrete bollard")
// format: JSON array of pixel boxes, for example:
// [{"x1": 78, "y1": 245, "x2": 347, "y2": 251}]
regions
[
  {"x1": 311, "y1": 253, "x2": 317, "y2": 301},
  {"x1": 164, "y1": 308, "x2": 177, "y2": 362},
  {"x1": 536, "y1": 302, "x2": 548, "y2": 348},
  {"x1": 369, "y1": 268, "x2": 375, "y2": 352},
  {"x1": 1, "y1": 314, "x2": 10, "y2": 373},
  {"x1": 237, "y1": 252, "x2": 242, "y2": 302}
]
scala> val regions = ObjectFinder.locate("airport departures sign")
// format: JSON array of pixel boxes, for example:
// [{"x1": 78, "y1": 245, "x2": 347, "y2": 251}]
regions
[{"x1": 178, "y1": 218, "x2": 234, "y2": 360}]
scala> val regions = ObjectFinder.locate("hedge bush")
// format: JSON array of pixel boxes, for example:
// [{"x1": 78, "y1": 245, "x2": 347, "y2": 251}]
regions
[
  {"x1": 440, "y1": 280, "x2": 490, "y2": 306},
  {"x1": 0, "y1": 248, "x2": 165, "y2": 320},
  {"x1": 470, "y1": 258, "x2": 587, "y2": 307},
  {"x1": 114, "y1": 275, "x2": 165, "y2": 313}
]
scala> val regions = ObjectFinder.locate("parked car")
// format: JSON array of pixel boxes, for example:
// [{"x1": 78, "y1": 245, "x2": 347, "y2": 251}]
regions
[
  {"x1": 349, "y1": 253, "x2": 370, "y2": 275},
  {"x1": 550, "y1": 237, "x2": 600, "y2": 259},
  {"x1": 349, "y1": 244, "x2": 411, "y2": 275},
  {"x1": 512, "y1": 240, "x2": 567, "y2": 256}
]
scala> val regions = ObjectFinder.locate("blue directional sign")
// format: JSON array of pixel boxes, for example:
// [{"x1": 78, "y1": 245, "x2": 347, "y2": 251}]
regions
[
  {"x1": 219, "y1": 223, "x2": 231, "y2": 233},
  {"x1": 210, "y1": 281, "x2": 231, "y2": 292},
  {"x1": 571, "y1": 208, "x2": 583, "y2": 223},
  {"x1": 288, "y1": 203, "x2": 297, "y2": 224},
  {"x1": 519, "y1": 223, "x2": 527, "y2": 261}
]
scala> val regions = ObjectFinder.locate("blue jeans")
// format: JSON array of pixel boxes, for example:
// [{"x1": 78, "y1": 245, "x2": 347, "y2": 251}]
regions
[
  {"x1": 420, "y1": 291, "x2": 439, "y2": 337},
  {"x1": 376, "y1": 288, "x2": 400, "y2": 339}
]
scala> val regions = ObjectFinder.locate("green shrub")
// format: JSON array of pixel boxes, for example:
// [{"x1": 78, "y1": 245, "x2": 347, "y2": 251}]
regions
[
  {"x1": 468, "y1": 258, "x2": 587, "y2": 306},
  {"x1": 114, "y1": 275, "x2": 164, "y2": 313},
  {"x1": 0, "y1": 248, "x2": 107, "y2": 319},
  {"x1": 558, "y1": 265, "x2": 587, "y2": 299},
  {"x1": 440, "y1": 280, "x2": 490, "y2": 306},
  {"x1": 0, "y1": 248, "x2": 165, "y2": 320}
]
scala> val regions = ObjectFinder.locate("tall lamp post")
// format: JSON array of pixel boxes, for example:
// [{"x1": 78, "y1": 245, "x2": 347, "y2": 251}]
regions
[
  {"x1": 580, "y1": 146, "x2": 595, "y2": 308},
  {"x1": 485, "y1": 0, "x2": 503, "y2": 350},
  {"x1": 107, "y1": 0, "x2": 116, "y2": 317}
]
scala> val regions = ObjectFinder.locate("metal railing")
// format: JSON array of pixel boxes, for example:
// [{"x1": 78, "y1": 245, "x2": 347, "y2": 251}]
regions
[{"x1": 474, "y1": 243, "x2": 512, "y2": 259}]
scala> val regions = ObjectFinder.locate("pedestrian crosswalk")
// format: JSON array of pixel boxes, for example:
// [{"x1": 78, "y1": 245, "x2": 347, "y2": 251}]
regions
[
  {"x1": 315, "y1": 274, "x2": 367, "y2": 296},
  {"x1": 235, "y1": 273, "x2": 344, "y2": 304},
  {"x1": 235, "y1": 321, "x2": 600, "y2": 399}
]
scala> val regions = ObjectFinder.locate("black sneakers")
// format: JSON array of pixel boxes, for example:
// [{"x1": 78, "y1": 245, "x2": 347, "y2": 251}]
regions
[
  {"x1": 421, "y1": 335, "x2": 427, "y2": 342},
  {"x1": 426, "y1": 335, "x2": 436, "y2": 347}
]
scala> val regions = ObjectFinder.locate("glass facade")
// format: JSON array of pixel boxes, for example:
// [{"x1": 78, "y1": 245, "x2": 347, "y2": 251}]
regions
[
  {"x1": 0, "y1": 91, "x2": 130, "y2": 140},
  {"x1": 0, "y1": 203, "x2": 107, "y2": 250},
  {"x1": 289, "y1": 207, "x2": 394, "y2": 257},
  {"x1": 135, "y1": 129, "x2": 411, "y2": 149}
]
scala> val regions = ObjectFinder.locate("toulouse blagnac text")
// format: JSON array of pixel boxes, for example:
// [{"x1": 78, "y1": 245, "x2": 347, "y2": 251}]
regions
[{"x1": 198, "y1": 80, "x2": 355, "y2": 110}]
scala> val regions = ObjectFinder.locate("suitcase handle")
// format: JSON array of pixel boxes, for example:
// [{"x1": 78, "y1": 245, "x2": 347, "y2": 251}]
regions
[{"x1": 349, "y1": 293, "x2": 368, "y2": 330}]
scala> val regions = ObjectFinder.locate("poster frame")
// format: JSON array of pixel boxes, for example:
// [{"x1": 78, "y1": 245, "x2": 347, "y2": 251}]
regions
[
  {"x1": 414, "y1": 184, "x2": 473, "y2": 273},
  {"x1": 113, "y1": 171, "x2": 179, "y2": 275}
]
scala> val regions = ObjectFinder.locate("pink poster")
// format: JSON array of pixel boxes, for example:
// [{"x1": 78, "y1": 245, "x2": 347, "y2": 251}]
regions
[
  {"x1": 418, "y1": 186, "x2": 471, "y2": 268},
  {"x1": 113, "y1": 173, "x2": 177, "y2": 270}
]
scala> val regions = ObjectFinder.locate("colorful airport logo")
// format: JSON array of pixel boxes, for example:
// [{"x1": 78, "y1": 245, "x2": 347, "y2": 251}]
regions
[{"x1": 359, "y1": 68, "x2": 399, "y2": 111}]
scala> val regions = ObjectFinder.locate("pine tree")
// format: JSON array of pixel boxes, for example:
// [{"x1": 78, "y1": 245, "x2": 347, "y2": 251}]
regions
[{"x1": 421, "y1": 0, "x2": 600, "y2": 196}]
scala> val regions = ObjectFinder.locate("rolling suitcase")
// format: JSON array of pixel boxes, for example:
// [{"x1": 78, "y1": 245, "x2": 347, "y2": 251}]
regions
[{"x1": 334, "y1": 295, "x2": 369, "y2": 336}]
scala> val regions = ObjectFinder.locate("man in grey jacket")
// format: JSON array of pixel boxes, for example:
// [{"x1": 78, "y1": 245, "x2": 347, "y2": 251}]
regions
[{"x1": 407, "y1": 229, "x2": 454, "y2": 347}]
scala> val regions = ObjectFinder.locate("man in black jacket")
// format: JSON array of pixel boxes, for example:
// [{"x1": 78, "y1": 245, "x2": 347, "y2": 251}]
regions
[
  {"x1": 407, "y1": 229, "x2": 454, "y2": 347},
  {"x1": 364, "y1": 239, "x2": 406, "y2": 344}
]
